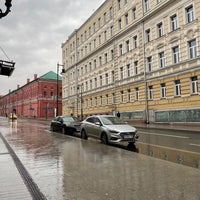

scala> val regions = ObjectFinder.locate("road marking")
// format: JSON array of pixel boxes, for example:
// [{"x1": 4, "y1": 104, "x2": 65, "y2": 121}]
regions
[
  {"x1": 140, "y1": 131, "x2": 189, "y2": 139},
  {"x1": 189, "y1": 143, "x2": 200, "y2": 147}
]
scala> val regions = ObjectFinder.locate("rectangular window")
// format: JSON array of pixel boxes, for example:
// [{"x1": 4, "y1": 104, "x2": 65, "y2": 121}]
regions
[
  {"x1": 99, "y1": 56, "x2": 102, "y2": 66},
  {"x1": 93, "y1": 22, "x2": 96, "y2": 33},
  {"x1": 111, "y1": 49, "x2": 114, "y2": 60},
  {"x1": 95, "y1": 97, "x2": 97, "y2": 107},
  {"x1": 188, "y1": 39, "x2": 197, "y2": 59},
  {"x1": 118, "y1": 0, "x2": 121, "y2": 10},
  {"x1": 174, "y1": 80, "x2": 181, "y2": 96},
  {"x1": 146, "y1": 29, "x2": 151, "y2": 42},
  {"x1": 127, "y1": 64, "x2": 131, "y2": 77},
  {"x1": 110, "y1": 26, "x2": 114, "y2": 36},
  {"x1": 171, "y1": 14, "x2": 178, "y2": 31},
  {"x1": 186, "y1": 5, "x2": 194, "y2": 23},
  {"x1": 100, "y1": 76, "x2": 103, "y2": 86},
  {"x1": 110, "y1": 7, "x2": 113, "y2": 19},
  {"x1": 157, "y1": 22, "x2": 163, "y2": 37},
  {"x1": 144, "y1": 0, "x2": 150, "y2": 12},
  {"x1": 90, "y1": 80, "x2": 92, "y2": 90},
  {"x1": 135, "y1": 87, "x2": 139, "y2": 100},
  {"x1": 120, "y1": 67, "x2": 124, "y2": 80},
  {"x1": 119, "y1": 44, "x2": 123, "y2": 55},
  {"x1": 94, "y1": 39, "x2": 96, "y2": 48},
  {"x1": 127, "y1": 89, "x2": 131, "y2": 102},
  {"x1": 148, "y1": 85, "x2": 153, "y2": 100},
  {"x1": 172, "y1": 46, "x2": 180, "y2": 64},
  {"x1": 132, "y1": 7, "x2": 136, "y2": 20},
  {"x1": 100, "y1": 96, "x2": 102, "y2": 106},
  {"x1": 104, "y1": 53, "x2": 108, "y2": 63},
  {"x1": 134, "y1": 61, "x2": 139, "y2": 75},
  {"x1": 120, "y1": 91, "x2": 124, "y2": 103},
  {"x1": 104, "y1": 12, "x2": 107, "y2": 24},
  {"x1": 98, "y1": 17, "x2": 101, "y2": 28},
  {"x1": 125, "y1": 13, "x2": 129, "y2": 25},
  {"x1": 126, "y1": 40, "x2": 130, "y2": 52},
  {"x1": 133, "y1": 35, "x2": 138, "y2": 48},
  {"x1": 99, "y1": 35, "x2": 101, "y2": 45},
  {"x1": 191, "y1": 76, "x2": 198, "y2": 94},
  {"x1": 112, "y1": 93, "x2": 116, "y2": 104},
  {"x1": 105, "y1": 73, "x2": 109, "y2": 85},
  {"x1": 104, "y1": 30, "x2": 107, "y2": 41},
  {"x1": 159, "y1": 51, "x2": 165, "y2": 68},
  {"x1": 94, "y1": 59, "x2": 96, "y2": 68},
  {"x1": 147, "y1": 56, "x2": 152, "y2": 72},
  {"x1": 118, "y1": 18, "x2": 122, "y2": 30},
  {"x1": 160, "y1": 83, "x2": 166, "y2": 98},
  {"x1": 95, "y1": 78, "x2": 97, "y2": 88},
  {"x1": 105, "y1": 94, "x2": 109, "y2": 105},
  {"x1": 111, "y1": 70, "x2": 115, "y2": 83}
]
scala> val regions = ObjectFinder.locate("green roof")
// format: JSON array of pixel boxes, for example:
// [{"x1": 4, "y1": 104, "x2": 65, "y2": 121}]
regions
[{"x1": 40, "y1": 71, "x2": 62, "y2": 81}]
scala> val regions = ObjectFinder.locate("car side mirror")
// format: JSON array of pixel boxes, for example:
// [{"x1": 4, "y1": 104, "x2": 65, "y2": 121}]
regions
[{"x1": 95, "y1": 122, "x2": 101, "y2": 126}]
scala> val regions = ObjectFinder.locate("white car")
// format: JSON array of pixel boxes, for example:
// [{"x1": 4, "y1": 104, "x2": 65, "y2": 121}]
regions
[{"x1": 80, "y1": 115, "x2": 138, "y2": 144}]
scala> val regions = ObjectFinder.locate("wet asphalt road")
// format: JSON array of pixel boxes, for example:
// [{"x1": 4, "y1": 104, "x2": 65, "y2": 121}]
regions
[{"x1": 0, "y1": 117, "x2": 200, "y2": 200}]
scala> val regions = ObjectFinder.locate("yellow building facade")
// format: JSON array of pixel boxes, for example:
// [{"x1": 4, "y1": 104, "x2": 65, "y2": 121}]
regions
[{"x1": 62, "y1": 0, "x2": 200, "y2": 123}]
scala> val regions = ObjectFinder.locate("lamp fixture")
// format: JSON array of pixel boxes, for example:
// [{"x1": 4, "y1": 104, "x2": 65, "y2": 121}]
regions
[{"x1": 0, "y1": 0, "x2": 12, "y2": 19}]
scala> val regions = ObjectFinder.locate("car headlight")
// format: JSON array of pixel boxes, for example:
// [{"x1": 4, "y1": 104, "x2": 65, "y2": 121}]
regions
[{"x1": 109, "y1": 130, "x2": 119, "y2": 134}]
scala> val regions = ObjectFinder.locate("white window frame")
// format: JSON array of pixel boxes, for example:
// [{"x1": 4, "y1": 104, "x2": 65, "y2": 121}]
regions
[
  {"x1": 135, "y1": 87, "x2": 139, "y2": 100},
  {"x1": 191, "y1": 76, "x2": 198, "y2": 94},
  {"x1": 172, "y1": 46, "x2": 180, "y2": 64},
  {"x1": 188, "y1": 39, "x2": 197, "y2": 59},
  {"x1": 160, "y1": 83, "x2": 166, "y2": 98},
  {"x1": 159, "y1": 51, "x2": 165, "y2": 68},
  {"x1": 174, "y1": 80, "x2": 181, "y2": 96},
  {"x1": 171, "y1": 14, "x2": 178, "y2": 31},
  {"x1": 186, "y1": 5, "x2": 194, "y2": 23},
  {"x1": 148, "y1": 86, "x2": 153, "y2": 100}
]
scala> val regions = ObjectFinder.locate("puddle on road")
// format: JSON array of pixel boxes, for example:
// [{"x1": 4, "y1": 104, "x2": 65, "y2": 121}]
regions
[{"x1": 135, "y1": 142, "x2": 200, "y2": 169}]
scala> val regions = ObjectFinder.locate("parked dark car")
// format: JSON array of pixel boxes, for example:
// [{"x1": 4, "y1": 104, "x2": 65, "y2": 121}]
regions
[
  {"x1": 50, "y1": 116, "x2": 81, "y2": 135},
  {"x1": 80, "y1": 115, "x2": 138, "y2": 145}
]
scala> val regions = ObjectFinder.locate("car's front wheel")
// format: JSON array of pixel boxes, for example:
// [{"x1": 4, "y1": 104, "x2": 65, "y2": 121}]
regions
[
  {"x1": 81, "y1": 129, "x2": 88, "y2": 140},
  {"x1": 101, "y1": 133, "x2": 108, "y2": 145}
]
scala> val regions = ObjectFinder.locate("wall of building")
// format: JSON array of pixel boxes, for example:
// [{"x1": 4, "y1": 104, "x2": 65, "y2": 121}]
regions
[
  {"x1": 62, "y1": 0, "x2": 200, "y2": 123},
  {"x1": 0, "y1": 77, "x2": 62, "y2": 119}
]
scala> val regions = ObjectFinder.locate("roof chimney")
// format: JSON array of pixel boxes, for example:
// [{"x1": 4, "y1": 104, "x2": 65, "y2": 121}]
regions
[
  {"x1": 34, "y1": 74, "x2": 37, "y2": 80},
  {"x1": 17, "y1": 84, "x2": 20, "y2": 89},
  {"x1": 27, "y1": 78, "x2": 30, "y2": 84}
]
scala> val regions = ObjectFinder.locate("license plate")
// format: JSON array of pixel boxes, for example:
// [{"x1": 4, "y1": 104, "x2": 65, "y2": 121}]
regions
[{"x1": 124, "y1": 135, "x2": 133, "y2": 139}]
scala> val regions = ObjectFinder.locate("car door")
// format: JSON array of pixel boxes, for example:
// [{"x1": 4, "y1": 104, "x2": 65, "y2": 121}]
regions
[
  {"x1": 57, "y1": 117, "x2": 63, "y2": 132},
  {"x1": 84, "y1": 117, "x2": 94, "y2": 136},
  {"x1": 90, "y1": 117, "x2": 102, "y2": 139}
]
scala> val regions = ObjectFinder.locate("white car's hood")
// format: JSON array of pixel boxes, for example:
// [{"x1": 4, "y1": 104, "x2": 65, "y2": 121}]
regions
[{"x1": 104, "y1": 124, "x2": 136, "y2": 132}]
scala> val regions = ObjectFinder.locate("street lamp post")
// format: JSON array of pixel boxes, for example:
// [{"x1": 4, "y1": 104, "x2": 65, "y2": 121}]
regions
[
  {"x1": 56, "y1": 63, "x2": 64, "y2": 117},
  {"x1": 77, "y1": 84, "x2": 83, "y2": 120}
]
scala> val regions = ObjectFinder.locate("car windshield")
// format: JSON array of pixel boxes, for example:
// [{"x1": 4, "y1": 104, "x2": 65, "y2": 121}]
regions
[
  {"x1": 100, "y1": 116, "x2": 126, "y2": 125},
  {"x1": 62, "y1": 116, "x2": 80, "y2": 122}
]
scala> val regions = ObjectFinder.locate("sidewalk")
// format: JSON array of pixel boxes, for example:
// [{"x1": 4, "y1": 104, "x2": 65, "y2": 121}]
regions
[
  {"x1": 0, "y1": 134, "x2": 32, "y2": 200},
  {"x1": 128, "y1": 120, "x2": 200, "y2": 133}
]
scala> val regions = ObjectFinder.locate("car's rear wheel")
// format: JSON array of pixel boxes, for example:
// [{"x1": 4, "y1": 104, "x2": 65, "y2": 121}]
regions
[
  {"x1": 81, "y1": 129, "x2": 88, "y2": 140},
  {"x1": 101, "y1": 133, "x2": 108, "y2": 145}
]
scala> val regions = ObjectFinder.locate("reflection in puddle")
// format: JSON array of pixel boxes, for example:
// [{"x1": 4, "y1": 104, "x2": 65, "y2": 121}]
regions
[{"x1": 136, "y1": 142, "x2": 200, "y2": 169}]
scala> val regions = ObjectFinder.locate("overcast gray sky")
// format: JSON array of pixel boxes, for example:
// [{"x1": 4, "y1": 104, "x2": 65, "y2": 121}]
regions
[{"x1": 0, "y1": 0, "x2": 105, "y2": 95}]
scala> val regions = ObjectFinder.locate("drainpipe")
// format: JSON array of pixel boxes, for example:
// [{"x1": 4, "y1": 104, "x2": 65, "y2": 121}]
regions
[{"x1": 141, "y1": 2, "x2": 149, "y2": 124}]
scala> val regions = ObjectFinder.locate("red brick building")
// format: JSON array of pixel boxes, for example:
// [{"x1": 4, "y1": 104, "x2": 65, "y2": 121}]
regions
[{"x1": 0, "y1": 71, "x2": 62, "y2": 119}]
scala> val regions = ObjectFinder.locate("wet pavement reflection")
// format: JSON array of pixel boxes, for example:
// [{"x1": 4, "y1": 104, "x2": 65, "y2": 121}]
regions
[{"x1": 1, "y1": 118, "x2": 200, "y2": 200}]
